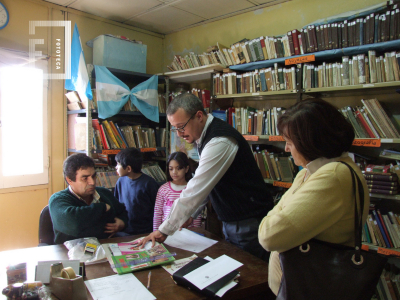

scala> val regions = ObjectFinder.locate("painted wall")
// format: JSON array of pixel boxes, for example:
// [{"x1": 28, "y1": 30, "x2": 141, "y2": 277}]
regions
[
  {"x1": 164, "y1": 0, "x2": 385, "y2": 72},
  {"x1": 0, "y1": 0, "x2": 164, "y2": 251}
]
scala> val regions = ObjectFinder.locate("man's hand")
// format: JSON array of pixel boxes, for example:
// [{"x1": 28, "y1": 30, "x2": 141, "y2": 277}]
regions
[
  {"x1": 105, "y1": 217, "x2": 125, "y2": 238},
  {"x1": 137, "y1": 230, "x2": 167, "y2": 248},
  {"x1": 179, "y1": 217, "x2": 193, "y2": 231}
]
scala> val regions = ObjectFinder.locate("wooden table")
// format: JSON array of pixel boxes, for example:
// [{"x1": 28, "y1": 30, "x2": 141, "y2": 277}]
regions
[{"x1": 0, "y1": 228, "x2": 275, "y2": 299}]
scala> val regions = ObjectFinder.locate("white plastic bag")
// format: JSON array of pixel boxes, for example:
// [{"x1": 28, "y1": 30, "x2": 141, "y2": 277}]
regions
[{"x1": 64, "y1": 237, "x2": 106, "y2": 264}]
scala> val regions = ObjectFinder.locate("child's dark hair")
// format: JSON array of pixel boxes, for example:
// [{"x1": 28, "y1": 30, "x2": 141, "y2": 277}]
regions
[
  {"x1": 115, "y1": 148, "x2": 143, "y2": 173},
  {"x1": 167, "y1": 152, "x2": 192, "y2": 182}
]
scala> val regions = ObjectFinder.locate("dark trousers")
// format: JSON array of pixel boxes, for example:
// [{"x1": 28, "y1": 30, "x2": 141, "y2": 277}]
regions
[{"x1": 222, "y1": 216, "x2": 270, "y2": 262}]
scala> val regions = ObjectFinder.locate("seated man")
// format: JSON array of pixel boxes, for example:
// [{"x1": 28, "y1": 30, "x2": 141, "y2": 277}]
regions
[{"x1": 49, "y1": 154, "x2": 129, "y2": 244}]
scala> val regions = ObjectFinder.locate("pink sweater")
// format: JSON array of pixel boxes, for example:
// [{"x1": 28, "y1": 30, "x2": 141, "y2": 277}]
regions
[{"x1": 153, "y1": 182, "x2": 202, "y2": 231}]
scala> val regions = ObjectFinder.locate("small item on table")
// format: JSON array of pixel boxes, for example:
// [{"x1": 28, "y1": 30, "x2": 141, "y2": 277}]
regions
[
  {"x1": 84, "y1": 243, "x2": 97, "y2": 255},
  {"x1": 6, "y1": 263, "x2": 27, "y2": 284},
  {"x1": 2, "y1": 281, "x2": 41, "y2": 300}
]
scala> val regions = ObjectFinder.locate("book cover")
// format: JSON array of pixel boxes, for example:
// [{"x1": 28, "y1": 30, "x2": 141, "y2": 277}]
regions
[
  {"x1": 172, "y1": 257, "x2": 239, "y2": 298},
  {"x1": 112, "y1": 244, "x2": 175, "y2": 275}
]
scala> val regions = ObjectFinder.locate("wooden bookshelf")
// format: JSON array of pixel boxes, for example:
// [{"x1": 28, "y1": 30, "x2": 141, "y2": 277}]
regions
[{"x1": 163, "y1": 63, "x2": 225, "y2": 82}]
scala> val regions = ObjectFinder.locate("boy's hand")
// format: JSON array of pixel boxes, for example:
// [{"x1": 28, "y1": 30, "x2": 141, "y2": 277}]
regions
[
  {"x1": 179, "y1": 217, "x2": 193, "y2": 230},
  {"x1": 138, "y1": 230, "x2": 167, "y2": 248},
  {"x1": 105, "y1": 217, "x2": 125, "y2": 238}
]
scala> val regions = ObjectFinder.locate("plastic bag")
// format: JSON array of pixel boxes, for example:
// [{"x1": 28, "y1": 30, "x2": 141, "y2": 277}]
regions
[{"x1": 64, "y1": 237, "x2": 106, "y2": 263}]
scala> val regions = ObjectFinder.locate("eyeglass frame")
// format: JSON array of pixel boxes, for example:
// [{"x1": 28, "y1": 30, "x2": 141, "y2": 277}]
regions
[{"x1": 170, "y1": 112, "x2": 197, "y2": 133}]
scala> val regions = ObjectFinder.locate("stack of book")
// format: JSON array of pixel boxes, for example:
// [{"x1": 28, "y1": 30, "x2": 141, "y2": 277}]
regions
[
  {"x1": 364, "y1": 171, "x2": 399, "y2": 195},
  {"x1": 142, "y1": 163, "x2": 167, "y2": 183},
  {"x1": 339, "y1": 99, "x2": 400, "y2": 139},
  {"x1": 92, "y1": 119, "x2": 167, "y2": 150},
  {"x1": 253, "y1": 150, "x2": 298, "y2": 182},
  {"x1": 302, "y1": 51, "x2": 400, "y2": 89},
  {"x1": 167, "y1": 44, "x2": 228, "y2": 71},
  {"x1": 212, "y1": 106, "x2": 285, "y2": 136},
  {"x1": 363, "y1": 207, "x2": 400, "y2": 249},
  {"x1": 213, "y1": 65, "x2": 297, "y2": 95},
  {"x1": 375, "y1": 263, "x2": 400, "y2": 300}
]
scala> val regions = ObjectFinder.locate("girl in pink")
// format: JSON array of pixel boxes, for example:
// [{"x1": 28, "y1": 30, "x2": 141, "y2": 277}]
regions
[{"x1": 153, "y1": 152, "x2": 202, "y2": 231}]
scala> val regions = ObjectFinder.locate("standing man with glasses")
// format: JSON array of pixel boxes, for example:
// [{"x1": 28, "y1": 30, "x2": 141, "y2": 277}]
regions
[{"x1": 138, "y1": 93, "x2": 273, "y2": 260}]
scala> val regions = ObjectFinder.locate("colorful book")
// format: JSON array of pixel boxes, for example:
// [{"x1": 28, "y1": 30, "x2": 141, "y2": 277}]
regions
[{"x1": 112, "y1": 243, "x2": 175, "y2": 275}]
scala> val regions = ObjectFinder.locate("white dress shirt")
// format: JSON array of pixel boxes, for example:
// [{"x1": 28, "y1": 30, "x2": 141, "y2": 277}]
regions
[{"x1": 159, "y1": 115, "x2": 239, "y2": 235}]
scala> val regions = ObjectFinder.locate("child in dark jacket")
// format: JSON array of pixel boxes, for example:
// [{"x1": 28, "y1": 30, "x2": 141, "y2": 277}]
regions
[{"x1": 114, "y1": 148, "x2": 159, "y2": 235}]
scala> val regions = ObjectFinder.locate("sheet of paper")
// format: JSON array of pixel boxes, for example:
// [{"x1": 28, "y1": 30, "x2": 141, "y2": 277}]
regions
[
  {"x1": 183, "y1": 254, "x2": 243, "y2": 290},
  {"x1": 85, "y1": 274, "x2": 156, "y2": 300},
  {"x1": 35, "y1": 260, "x2": 80, "y2": 284},
  {"x1": 161, "y1": 254, "x2": 197, "y2": 275},
  {"x1": 203, "y1": 256, "x2": 239, "y2": 297},
  {"x1": 164, "y1": 229, "x2": 218, "y2": 253}
]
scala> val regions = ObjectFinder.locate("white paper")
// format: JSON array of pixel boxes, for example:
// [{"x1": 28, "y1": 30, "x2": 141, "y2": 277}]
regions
[
  {"x1": 85, "y1": 274, "x2": 156, "y2": 300},
  {"x1": 164, "y1": 229, "x2": 218, "y2": 253},
  {"x1": 36, "y1": 260, "x2": 80, "y2": 284},
  {"x1": 202, "y1": 256, "x2": 239, "y2": 297},
  {"x1": 183, "y1": 255, "x2": 243, "y2": 290},
  {"x1": 161, "y1": 254, "x2": 197, "y2": 275}
]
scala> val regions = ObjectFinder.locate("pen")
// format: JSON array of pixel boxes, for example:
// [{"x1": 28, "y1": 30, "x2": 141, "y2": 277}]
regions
[{"x1": 147, "y1": 271, "x2": 151, "y2": 289}]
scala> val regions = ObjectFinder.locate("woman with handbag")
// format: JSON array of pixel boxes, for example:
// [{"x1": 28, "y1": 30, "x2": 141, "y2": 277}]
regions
[{"x1": 258, "y1": 98, "x2": 386, "y2": 299}]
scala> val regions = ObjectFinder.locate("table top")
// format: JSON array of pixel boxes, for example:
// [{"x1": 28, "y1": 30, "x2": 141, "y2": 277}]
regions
[{"x1": 0, "y1": 228, "x2": 274, "y2": 300}]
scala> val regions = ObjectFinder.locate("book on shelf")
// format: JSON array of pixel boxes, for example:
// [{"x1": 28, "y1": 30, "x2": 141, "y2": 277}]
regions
[{"x1": 338, "y1": 99, "x2": 400, "y2": 139}]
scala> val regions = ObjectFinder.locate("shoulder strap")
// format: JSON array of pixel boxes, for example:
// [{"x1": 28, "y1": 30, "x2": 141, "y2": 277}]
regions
[{"x1": 340, "y1": 161, "x2": 365, "y2": 262}]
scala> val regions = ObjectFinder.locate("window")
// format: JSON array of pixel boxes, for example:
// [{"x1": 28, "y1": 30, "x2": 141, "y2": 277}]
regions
[{"x1": 0, "y1": 55, "x2": 48, "y2": 188}]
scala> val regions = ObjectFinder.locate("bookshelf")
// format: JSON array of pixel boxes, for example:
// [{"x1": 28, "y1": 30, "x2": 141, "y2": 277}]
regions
[{"x1": 66, "y1": 67, "x2": 170, "y2": 187}]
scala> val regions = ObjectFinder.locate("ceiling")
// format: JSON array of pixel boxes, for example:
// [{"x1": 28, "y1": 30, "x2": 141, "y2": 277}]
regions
[{"x1": 43, "y1": 0, "x2": 290, "y2": 35}]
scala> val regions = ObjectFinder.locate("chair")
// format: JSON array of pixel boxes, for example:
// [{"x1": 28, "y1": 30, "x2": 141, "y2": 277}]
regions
[{"x1": 38, "y1": 205, "x2": 55, "y2": 246}]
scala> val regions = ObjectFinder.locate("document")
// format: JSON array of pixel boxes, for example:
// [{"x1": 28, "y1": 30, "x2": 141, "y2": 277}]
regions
[
  {"x1": 164, "y1": 229, "x2": 218, "y2": 253},
  {"x1": 35, "y1": 260, "x2": 80, "y2": 284},
  {"x1": 85, "y1": 274, "x2": 156, "y2": 300},
  {"x1": 162, "y1": 254, "x2": 198, "y2": 275},
  {"x1": 183, "y1": 255, "x2": 243, "y2": 290},
  {"x1": 204, "y1": 256, "x2": 239, "y2": 297}
]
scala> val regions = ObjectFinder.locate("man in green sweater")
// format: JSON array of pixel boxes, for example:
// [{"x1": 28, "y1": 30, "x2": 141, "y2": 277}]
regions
[{"x1": 49, "y1": 154, "x2": 129, "y2": 244}]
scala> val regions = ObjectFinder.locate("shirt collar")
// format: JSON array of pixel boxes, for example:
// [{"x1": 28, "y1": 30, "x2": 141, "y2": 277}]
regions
[
  {"x1": 196, "y1": 114, "x2": 213, "y2": 148},
  {"x1": 68, "y1": 185, "x2": 100, "y2": 204},
  {"x1": 304, "y1": 152, "x2": 349, "y2": 181}
]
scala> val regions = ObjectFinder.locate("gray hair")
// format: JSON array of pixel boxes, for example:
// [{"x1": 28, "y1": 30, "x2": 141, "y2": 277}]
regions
[{"x1": 166, "y1": 93, "x2": 207, "y2": 116}]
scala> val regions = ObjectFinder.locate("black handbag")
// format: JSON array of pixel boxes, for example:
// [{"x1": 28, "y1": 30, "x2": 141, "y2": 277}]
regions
[{"x1": 276, "y1": 161, "x2": 388, "y2": 300}]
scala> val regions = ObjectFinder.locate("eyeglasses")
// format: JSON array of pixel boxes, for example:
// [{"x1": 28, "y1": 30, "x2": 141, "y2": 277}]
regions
[{"x1": 170, "y1": 112, "x2": 197, "y2": 133}]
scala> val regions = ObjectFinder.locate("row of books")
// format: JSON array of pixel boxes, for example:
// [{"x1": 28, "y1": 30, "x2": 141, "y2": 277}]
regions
[
  {"x1": 363, "y1": 171, "x2": 400, "y2": 195},
  {"x1": 253, "y1": 150, "x2": 298, "y2": 182},
  {"x1": 375, "y1": 263, "x2": 400, "y2": 300},
  {"x1": 167, "y1": 4, "x2": 400, "y2": 70},
  {"x1": 340, "y1": 99, "x2": 400, "y2": 139},
  {"x1": 362, "y1": 208, "x2": 400, "y2": 249},
  {"x1": 212, "y1": 106, "x2": 284, "y2": 136},
  {"x1": 167, "y1": 49, "x2": 225, "y2": 72},
  {"x1": 213, "y1": 66, "x2": 297, "y2": 95},
  {"x1": 141, "y1": 163, "x2": 167, "y2": 183},
  {"x1": 92, "y1": 119, "x2": 167, "y2": 150},
  {"x1": 302, "y1": 51, "x2": 400, "y2": 89}
]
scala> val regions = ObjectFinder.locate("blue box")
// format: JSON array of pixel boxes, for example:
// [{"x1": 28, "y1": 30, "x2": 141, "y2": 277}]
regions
[{"x1": 88, "y1": 35, "x2": 147, "y2": 73}]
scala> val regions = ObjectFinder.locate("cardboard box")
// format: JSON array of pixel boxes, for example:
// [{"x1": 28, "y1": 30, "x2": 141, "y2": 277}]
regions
[{"x1": 88, "y1": 35, "x2": 147, "y2": 73}]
